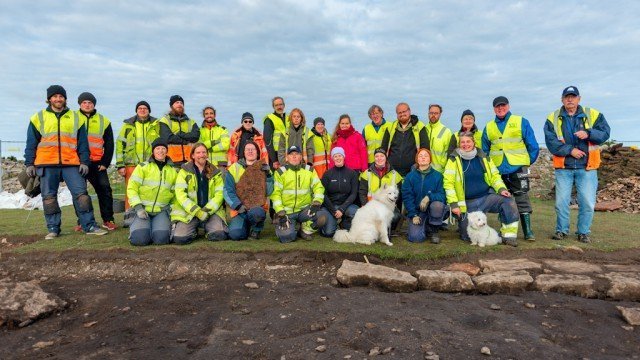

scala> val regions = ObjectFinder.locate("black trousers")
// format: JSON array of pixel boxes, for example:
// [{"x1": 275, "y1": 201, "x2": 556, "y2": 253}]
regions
[{"x1": 85, "y1": 163, "x2": 114, "y2": 222}]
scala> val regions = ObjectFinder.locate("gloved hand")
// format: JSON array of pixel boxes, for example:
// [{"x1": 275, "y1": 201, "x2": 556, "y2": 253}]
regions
[
  {"x1": 412, "y1": 216, "x2": 421, "y2": 225},
  {"x1": 78, "y1": 164, "x2": 89, "y2": 176},
  {"x1": 237, "y1": 205, "x2": 247, "y2": 214},
  {"x1": 277, "y1": 210, "x2": 290, "y2": 230},
  {"x1": 135, "y1": 205, "x2": 148, "y2": 220},
  {"x1": 419, "y1": 195, "x2": 430, "y2": 212},
  {"x1": 26, "y1": 166, "x2": 37, "y2": 178},
  {"x1": 196, "y1": 209, "x2": 209, "y2": 222},
  {"x1": 308, "y1": 201, "x2": 321, "y2": 217}
]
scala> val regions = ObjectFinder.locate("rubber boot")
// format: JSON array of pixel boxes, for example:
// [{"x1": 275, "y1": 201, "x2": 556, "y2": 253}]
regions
[
  {"x1": 429, "y1": 226, "x2": 440, "y2": 244},
  {"x1": 520, "y1": 213, "x2": 535, "y2": 241}
]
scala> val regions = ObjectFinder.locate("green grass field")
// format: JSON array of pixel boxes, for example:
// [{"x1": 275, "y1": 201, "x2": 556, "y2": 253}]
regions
[{"x1": 2, "y1": 199, "x2": 638, "y2": 260}]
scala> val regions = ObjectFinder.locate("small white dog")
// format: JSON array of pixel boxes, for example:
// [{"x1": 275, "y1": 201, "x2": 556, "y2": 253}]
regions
[
  {"x1": 467, "y1": 211, "x2": 502, "y2": 247},
  {"x1": 333, "y1": 185, "x2": 398, "y2": 246}
]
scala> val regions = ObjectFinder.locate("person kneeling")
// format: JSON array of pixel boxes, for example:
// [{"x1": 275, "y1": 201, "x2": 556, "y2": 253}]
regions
[
  {"x1": 316, "y1": 147, "x2": 359, "y2": 237},
  {"x1": 402, "y1": 148, "x2": 447, "y2": 244},
  {"x1": 127, "y1": 140, "x2": 177, "y2": 246},
  {"x1": 271, "y1": 145, "x2": 326, "y2": 243},
  {"x1": 224, "y1": 141, "x2": 274, "y2": 240},
  {"x1": 443, "y1": 132, "x2": 519, "y2": 246},
  {"x1": 171, "y1": 143, "x2": 228, "y2": 244}
]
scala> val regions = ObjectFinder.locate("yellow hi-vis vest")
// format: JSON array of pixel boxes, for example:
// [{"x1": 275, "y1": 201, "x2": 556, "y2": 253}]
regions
[
  {"x1": 360, "y1": 168, "x2": 403, "y2": 201},
  {"x1": 425, "y1": 120, "x2": 453, "y2": 173},
  {"x1": 485, "y1": 115, "x2": 530, "y2": 167},
  {"x1": 363, "y1": 122, "x2": 390, "y2": 163},
  {"x1": 547, "y1": 107, "x2": 602, "y2": 170},
  {"x1": 127, "y1": 160, "x2": 178, "y2": 213},
  {"x1": 83, "y1": 112, "x2": 111, "y2": 162},
  {"x1": 270, "y1": 165, "x2": 324, "y2": 214},
  {"x1": 265, "y1": 113, "x2": 288, "y2": 151},
  {"x1": 115, "y1": 117, "x2": 159, "y2": 168},
  {"x1": 307, "y1": 130, "x2": 331, "y2": 179},
  {"x1": 385, "y1": 120, "x2": 424, "y2": 152},
  {"x1": 199, "y1": 123, "x2": 230, "y2": 166},
  {"x1": 170, "y1": 163, "x2": 226, "y2": 223}
]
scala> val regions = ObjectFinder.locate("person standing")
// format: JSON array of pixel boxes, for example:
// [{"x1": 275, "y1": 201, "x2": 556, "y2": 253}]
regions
[
  {"x1": 402, "y1": 149, "x2": 447, "y2": 244},
  {"x1": 228, "y1": 112, "x2": 268, "y2": 166},
  {"x1": 171, "y1": 143, "x2": 228, "y2": 244},
  {"x1": 24, "y1": 85, "x2": 107, "y2": 239},
  {"x1": 448, "y1": 109, "x2": 482, "y2": 154},
  {"x1": 115, "y1": 100, "x2": 158, "y2": 210},
  {"x1": 316, "y1": 147, "x2": 359, "y2": 237},
  {"x1": 158, "y1": 95, "x2": 200, "y2": 168},
  {"x1": 381, "y1": 102, "x2": 429, "y2": 177},
  {"x1": 74, "y1": 92, "x2": 116, "y2": 231},
  {"x1": 544, "y1": 86, "x2": 610, "y2": 243},
  {"x1": 362, "y1": 105, "x2": 390, "y2": 166},
  {"x1": 199, "y1": 105, "x2": 230, "y2": 169},
  {"x1": 127, "y1": 139, "x2": 177, "y2": 246},
  {"x1": 330, "y1": 114, "x2": 368, "y2": 172},
  {"x1": 445, "y1": 132, "x2": 519, "y2": 246},
  {"x1": 263, "y1": 96, "x2": 288, "y2": 169},
  {"x1": 224, "y1": 141, "x2": 273, "y2": 240},
  {"x1": 308, "y1": 117, "x2": 332, "y2": 179},
  {"x1": 424, "y1": 104, "x2": 453, "y2": 173},
  {"x1": 270, "y1": 145, "x2": 326, "y2": 242},
  {"x1": 482, "y1": 96, "x2": 539, "y2": 241},
  {"x1": 277, "y1": 108, "x2": 312, "y2": 166}
]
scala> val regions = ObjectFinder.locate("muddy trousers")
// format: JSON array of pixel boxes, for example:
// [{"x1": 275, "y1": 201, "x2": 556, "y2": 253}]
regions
[
  {"x1": 39, "y1": 166, "x2": 98, "y2": 234},
  {"x1": 172, "y1": 215, "x2": 228, "y2": 245},
  {"x1": 129, "y1": 210, "x2": 171, "y2": 246}
]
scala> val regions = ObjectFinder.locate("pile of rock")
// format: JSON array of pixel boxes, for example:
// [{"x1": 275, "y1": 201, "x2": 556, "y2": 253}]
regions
[
  {"x1": 1, "y1": 159, "x2": 25, "y2": 193},
  {"x1": 529, "y1": 149, "x2": 555, "y2": 199},
  {"x1": 599, "y1": 144, "x2": 640, "y2": 188},
  {"x1": 596, "y1": 176, "x2": 640, "y2": 213}
]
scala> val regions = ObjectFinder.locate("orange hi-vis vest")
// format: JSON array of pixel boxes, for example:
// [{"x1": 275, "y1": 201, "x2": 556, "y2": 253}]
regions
[
  {"x1": 82, "y1": 111, "x2": 111, "y2": 162},
  {"x1": 547, "y1": 107, "x2": 602, "y2": 170},
  {"x1": 31, "y1": 109, "x2": 81, "y2": 166}
]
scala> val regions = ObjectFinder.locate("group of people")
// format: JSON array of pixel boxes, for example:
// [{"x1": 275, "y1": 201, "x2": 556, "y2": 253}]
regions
[{"x1": 24, "y1": 85, "x2": 610, "y2": 246}]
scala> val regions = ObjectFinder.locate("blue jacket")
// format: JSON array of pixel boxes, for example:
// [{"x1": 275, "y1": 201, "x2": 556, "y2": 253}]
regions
[
  {"x1": 25, "y1": 107, "x2": 90, "y2": 167},
  {"x1": 223, "y1": 160, "x2": 274, "y2": 211},
  {"x1": 402, "y1": 166, "x2": 446, "y2": 218},
  {"x1": 543, "y1": 105, "x2": 610, "y2": 169},
  {"x1": 481, "y1": 112, "x2": 539, "y2": 174}
]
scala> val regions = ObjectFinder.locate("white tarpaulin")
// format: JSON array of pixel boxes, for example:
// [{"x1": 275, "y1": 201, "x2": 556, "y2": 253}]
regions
[{"x1": 0, "y1": 187, "x2": 74, "y2": 210}]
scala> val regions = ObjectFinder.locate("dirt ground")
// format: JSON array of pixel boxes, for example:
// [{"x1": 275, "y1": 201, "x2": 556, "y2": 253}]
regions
[{"x1": 1, "y1": 243, "x2": 640, "y2": 359}]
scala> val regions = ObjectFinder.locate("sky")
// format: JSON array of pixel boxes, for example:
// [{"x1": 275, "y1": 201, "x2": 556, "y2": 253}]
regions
[{"x1": 1, "y1": 0, "x2": 639, "y2": 159}]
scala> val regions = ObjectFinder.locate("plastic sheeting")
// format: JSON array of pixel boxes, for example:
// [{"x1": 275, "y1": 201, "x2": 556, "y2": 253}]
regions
[{"x1": 0, "y1": 187, "x2": 74, "y2": 210}]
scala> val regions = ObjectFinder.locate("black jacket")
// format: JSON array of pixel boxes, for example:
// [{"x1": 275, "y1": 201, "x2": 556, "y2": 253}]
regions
[
  {"x1": 320, "y1": 165, "x2": 359, "y2": 213},
  {"x1": 380, "y1": 115, "x2": 429, "y2": 176}
]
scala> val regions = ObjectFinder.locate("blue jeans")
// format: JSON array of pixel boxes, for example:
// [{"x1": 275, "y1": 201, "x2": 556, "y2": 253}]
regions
[
  {"x1": 228, "y1": 207, "x2": 267, "y2": 240},
  {"x1": 554, "y1": 168, "x2": 598, "y2": 235},
  {"x1": 129, "y1": 210, "x2": 171, "y2": 246},
  {"x1": 275, "y1": 209, "x2": 313, "y2": 243},
  {"x1": 39, "y1": 166, "x2": 97, "y2": 234},
  {"x1": 457, "y1": 193, "x2": 519, "y2": 241},
  {"x1": 316, "y1": 204, "x2": 358, "y2": 237},
  {"x1": 407, "y1": 201, "x2": 447, "y2": 243}
]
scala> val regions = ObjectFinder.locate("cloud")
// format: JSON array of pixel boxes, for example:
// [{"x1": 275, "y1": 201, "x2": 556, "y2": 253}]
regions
[{"x1": 1, "y1": 0, "x2": 639, "y2": 158}]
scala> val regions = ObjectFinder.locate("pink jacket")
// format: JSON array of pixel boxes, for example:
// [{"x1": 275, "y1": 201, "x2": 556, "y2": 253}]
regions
[{"x1": 330, "y1": 129, "x2": 368, "y2": 172}]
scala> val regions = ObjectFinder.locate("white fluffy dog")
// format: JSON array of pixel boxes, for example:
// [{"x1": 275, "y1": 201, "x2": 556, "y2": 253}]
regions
[
  {"x1": 467, "y1": 211, "x2": 502, "y2": 247},
  {"x1": 333, "y1": 185, "x2": 398, "y2": 246}
]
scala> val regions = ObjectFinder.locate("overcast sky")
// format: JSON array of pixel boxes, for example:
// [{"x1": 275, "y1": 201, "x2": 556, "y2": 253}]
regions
[{"x1": 1, "y1": 0, "x2": 639, "y2": 159}]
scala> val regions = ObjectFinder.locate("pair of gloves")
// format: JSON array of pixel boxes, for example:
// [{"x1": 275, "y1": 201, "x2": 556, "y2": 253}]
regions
[
  {"x1": 276, "y1": 202, "x2": 321, "y2": 230},
  {"x1": 412, "y1": 195, "x2": 431, "y2": 225},
  {"x1": 26, "y1": 164, "x2": 90, "y2": 177}
]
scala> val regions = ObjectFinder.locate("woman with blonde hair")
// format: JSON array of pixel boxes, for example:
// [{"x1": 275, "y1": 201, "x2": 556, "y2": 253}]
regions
[{"x1": 277, "y1": 108, "x2": 313, "y2": 166}]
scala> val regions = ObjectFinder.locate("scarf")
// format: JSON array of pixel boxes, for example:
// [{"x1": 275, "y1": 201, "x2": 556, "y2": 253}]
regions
[
  {"x1": 336, "y1": 125, "x2": 355, "y2": 139},
  {"x1": 456, "y1": 148, "x2": 478, "y2": 161}
]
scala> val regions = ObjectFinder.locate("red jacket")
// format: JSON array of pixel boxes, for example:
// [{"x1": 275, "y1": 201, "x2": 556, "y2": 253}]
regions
[{"x1": 330, "y1": 127, "x2": 368, "y2": 172}]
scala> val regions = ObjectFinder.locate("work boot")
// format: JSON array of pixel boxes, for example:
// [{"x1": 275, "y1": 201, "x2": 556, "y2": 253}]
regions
[
  {"x1": 249, "y1": 231, "x2": 260, "y2": 240},
  {"x1": 520, "y1": 213, "x2": 535, "y2": 241},
  {"x1": 503, "y1": 236, "x2": 518, "y2": 247},
  {"x1": 430, "y1": 231, "x2": 441, "y2": 244},
  {"x1": 45, "y1": 232, "x2": 59, "y2": 240},
  {"x1": 552, "y1": 231, "x2": 567, "y2": 240},
  {"x1": 299, "y1": 231, "x2": 313, "y2": 241},
  {"x1": 577, "y1": 233, "x2": 591, "y2": 243}
]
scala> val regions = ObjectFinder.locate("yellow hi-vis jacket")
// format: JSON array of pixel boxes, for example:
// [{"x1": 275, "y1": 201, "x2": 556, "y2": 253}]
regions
[
  {"x1": 171, "y1": 162, "x2": 226, "y2": 223},
  {"x1": 199, "y1": 122, "x2": 230, "y2": 166},
  {"x1": 425, "y1": 120, "x2": 453, "y2": 173},
  {"x1": 270, "y1": 164, "x2": 324, "y2": 214},
  {"x1": 127, "y1": 158, "x2": 178, "y2": 213}
]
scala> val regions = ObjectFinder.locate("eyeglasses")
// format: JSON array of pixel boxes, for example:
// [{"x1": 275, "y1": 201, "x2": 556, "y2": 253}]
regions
[{"x1": 243, "y1": 120, "x2": 254, "y2": 124}]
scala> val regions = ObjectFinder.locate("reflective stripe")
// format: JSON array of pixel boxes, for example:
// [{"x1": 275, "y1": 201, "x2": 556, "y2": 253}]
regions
[{"x1": 283, "y1": 189, "x2": 310, "y2": 195}]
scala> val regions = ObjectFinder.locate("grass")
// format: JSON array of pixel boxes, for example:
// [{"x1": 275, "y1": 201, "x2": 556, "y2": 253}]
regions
[{"x1": 3, "y1": 199, "x2": 639, "y2": 260}]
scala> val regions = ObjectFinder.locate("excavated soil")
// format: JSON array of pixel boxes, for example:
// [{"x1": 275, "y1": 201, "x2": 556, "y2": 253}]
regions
[{"x1": 1, "y1": 246, "x2": 640, "y2": 359}]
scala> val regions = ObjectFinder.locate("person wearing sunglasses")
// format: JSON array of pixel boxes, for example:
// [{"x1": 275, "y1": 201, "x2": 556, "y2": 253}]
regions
[{"x1": 228, "y1": 112, "x2": 268, "y2": 166}]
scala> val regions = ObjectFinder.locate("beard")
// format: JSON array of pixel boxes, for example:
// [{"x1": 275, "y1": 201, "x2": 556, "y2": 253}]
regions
[{"x1": 171, "y1": 106, "x2": 184, "y2": 116}]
